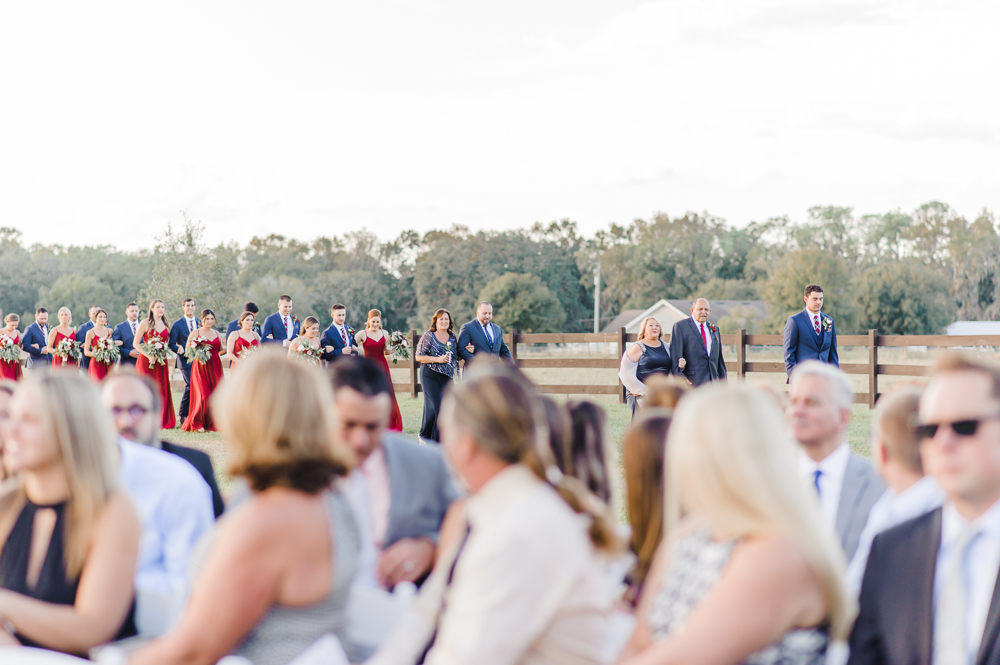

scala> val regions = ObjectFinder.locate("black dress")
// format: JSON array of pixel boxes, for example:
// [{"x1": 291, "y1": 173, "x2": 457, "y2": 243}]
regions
[
  {"x1": 0, "y1": 499, "x2": 137, "y2": 649},
  {"x1": 418, "y1": 331, "x2": 458, "y2": 443},
  {"x1": 627, "y1": 342, "x2": 672, "y2": 416}
]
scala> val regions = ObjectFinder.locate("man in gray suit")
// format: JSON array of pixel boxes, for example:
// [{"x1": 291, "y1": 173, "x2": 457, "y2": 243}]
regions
[
  {"x1": 331, "y1": 357, "x2": 460, "y2": 589},
  {"x1": 787, "y1": 360, "x2": 885, "y2": 560}
]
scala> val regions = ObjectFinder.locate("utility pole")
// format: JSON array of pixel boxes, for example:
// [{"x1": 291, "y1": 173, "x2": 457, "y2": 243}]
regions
[{"x1": 593, "y1": 264, "x2": 601, "y2": 334}]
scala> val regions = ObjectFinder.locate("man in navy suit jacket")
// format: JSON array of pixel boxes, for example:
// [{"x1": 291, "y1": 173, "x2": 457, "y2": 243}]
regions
[
  {"x1": 75, "y1": 306, "x2": 99, "y2": 371},
  {"x1": 669, "y1": 298, "x2": 728, "y2": 387},
  {"x1": 456, "y1": 301, "x2": 512, "y2": 368},
  {"x1": 168, "y1": 298, "x2": 198, "y2": 422},
  {"x1": 261, "y1": 295, "x2": 299, "y2": 346},
  {"x1": 21, "y1": 308, "x2": 51, "y2": 370},
  {"x1": 321, "y1": 303, "x2": 358, "y2": 363},
  {"x1": 784, "y1": 284, "x2": 839, "y2": 379},
  {"x1": 113, "y1": 303, "x2": 142, "y2": 367},
  {"x1": 225, "y1": 301, "x2": 261, "y2": 339}
]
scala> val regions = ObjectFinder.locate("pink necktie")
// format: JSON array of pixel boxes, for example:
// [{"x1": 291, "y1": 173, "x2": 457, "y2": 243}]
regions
[{"x1": 700, "y1": 323, "x2": 708, "y2": 351}]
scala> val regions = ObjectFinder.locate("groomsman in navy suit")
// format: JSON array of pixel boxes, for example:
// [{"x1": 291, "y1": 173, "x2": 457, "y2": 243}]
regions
[
  {"x1": 21, "y1": 308, "x2": 51, "y2": 371},
  {"x1": 783, "y1": 284, "x2": 839, "y2": 379},
  {"x1": 321, "y1": 303, "x2": 357, "y2": 363},
  {"x1": 226, "y1": 301, "x2": 261, "y2": 339},
  {"x1": 113, "y1": 303, "x2": 142, "y2": 367},
  {"x1": 169, "y1": 298, "x2": 198, "y2": 423},
  {"x1": 669, "y1": 298, "x2": 728, "y2": 387},
  {"x1": 76, "y1": 306, "x2": 99, "y2": 371},
  {"x1": 261, "y1": 295, "x2": 299, "y2": 346},
  {"x1": 457, "y1": 301, "x2": 512, "y2": 369}
]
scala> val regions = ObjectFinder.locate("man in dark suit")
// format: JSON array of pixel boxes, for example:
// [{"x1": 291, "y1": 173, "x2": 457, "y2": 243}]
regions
[
  {"x1": 669, "y1": 298, "x2": 727, "y2": 386},
  {"x1": 102, "y1": 372, "x2": 225, "y2": 518},
  {"x1": 21, "y1": 307, "x2": 51, "y2": 371},
  {"x1": 784, "y1": 283, "x2": 839, "y2": 380},
  {"x1": 456, "y1": 301, "x2": 512, "y2": 368},
  {"x1": 321, "y1": 303, "x2": 357, "y2": 363},
  {"x1": 76, "y1": 306, "x2": 99, "y2": 371},
  {"x1": 225, "y1": 301, "x2": 261, "y2": 339},
  {"x1": 261, "y1": 295, "x2": 299, "y2": 346},
  {"x1": 849, "y1": 353, "x2": 1000, "y2": 665},
  {"x1": 168, "y1": 298, "x2": 198, "y2": 423},
  {"x1": 113, "y1": 302, "x2": 142, "y2": 367}
]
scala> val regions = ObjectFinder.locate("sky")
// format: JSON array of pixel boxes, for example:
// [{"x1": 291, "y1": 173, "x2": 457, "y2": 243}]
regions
[{"x1": 1, "y1": 0, "x2": 997, "y2": 251}]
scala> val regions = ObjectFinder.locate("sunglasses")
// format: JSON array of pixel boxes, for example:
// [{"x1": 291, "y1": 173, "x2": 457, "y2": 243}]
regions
[{"x1": 915, "y1": 414, "x2": 1000, "y2": 440}]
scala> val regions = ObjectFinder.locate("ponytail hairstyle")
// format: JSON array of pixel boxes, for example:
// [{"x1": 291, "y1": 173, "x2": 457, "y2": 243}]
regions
[{"x1": 442, "y1": 363, "x2": 622, "y2": 552}]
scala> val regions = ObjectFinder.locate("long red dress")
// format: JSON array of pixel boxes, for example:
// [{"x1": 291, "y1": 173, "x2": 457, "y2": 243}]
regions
[
  {"x1": 52, "y1": 329, "x2": 79, "y2": 369},
  {"x1": 182, "y1": 335, "x2": 224, "y2": 432},
  {"x1": 363, "y1": 333, "x2": 403, "y2": 431},
  {"x1": 137, "y1": 327, "x2": 176, "y2": 429},
  {"x1": 87, "y1": 330, "x2": 114, "y2": 382},
  {"x1": 0, "y1": 333, "x2": 23, "y2": 381},
  {"x1": 230, "y1": 334, "x2": 259, "y2": 372}
]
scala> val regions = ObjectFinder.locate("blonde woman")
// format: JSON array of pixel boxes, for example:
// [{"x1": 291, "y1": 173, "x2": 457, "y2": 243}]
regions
[
  {"x1": 47, "y1": 307, "x2": 78, "y2": 370},
  {"x1": 354, "y1": 309, "x2": 402, "y2": 431},
  {"x1": 619, "y1": 317, "x2": 673, "y2": 417},
  {"x1": 0, "y1": 374, "x2": 140, "y2": 652},
  {"x1": 618, "y1": 385, "x2": 853, "y2": 665},
  {"x1": 286, "y1": 316, "x2": 330, "y2": 366}
]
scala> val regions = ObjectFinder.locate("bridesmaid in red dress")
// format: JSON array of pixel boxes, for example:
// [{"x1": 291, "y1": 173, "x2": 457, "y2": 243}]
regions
[
  {"x1": 182, "y1": 309, "x2": 225, "y2": 432},
  {"x1": 47, "y1": 307, "x2": 79, "y2": 370},
  {"x1": 226, "y1": 311, "x2": 261, "y2": 372},
  {"x1": 135, "y1": 299, "x2": 176, "y2": 429},
  {"x1": 83, "y1": 308, "x2": 117, "y2": 382},
  {"x1": 0, "y1": 314, "x2": 24, "y2": 382},
  {"x1": 356, "y1": 309, "x2": 403, "y2": 431}
]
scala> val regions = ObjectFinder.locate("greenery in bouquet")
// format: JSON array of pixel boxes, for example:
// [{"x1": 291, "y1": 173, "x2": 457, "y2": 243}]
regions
[
  {"x1": 140, "y1": 337, "x2": 170, "y2": 367},
  {"x1": 185, "y1": 337, "x2": 215, "y2": 365},
  {"x1": 388, "y1": 330, "x2": 411, "y2": 365},
  {"x1": 92, "y1": 336, "x2": 121, "y2": 364},
  {"x1": 0, "y1": 336, "x2": 20, "y2": 363},
  {"x1": 54, "y1": 338, "x2": 82, "y2": 362},
  {"x1": 237, "y1": 343, "x2": 259, "y2": 362},
  {"x1": 293, "y1": 341, "x2": 323, "y2": 365}
]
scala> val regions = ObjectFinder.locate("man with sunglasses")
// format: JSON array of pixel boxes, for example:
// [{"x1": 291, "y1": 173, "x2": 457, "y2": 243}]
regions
[{"x1": 849, "y1": 354, "x2": 1000, "y2": 665}]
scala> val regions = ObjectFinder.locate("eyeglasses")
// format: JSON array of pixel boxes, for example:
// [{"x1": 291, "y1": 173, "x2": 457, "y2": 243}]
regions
[
  {"x1": 915, "y1": 414, "x2": 1000, "y2": 440},
  {"x1": 111, "y1": 405, "x2": 151, "y2": 419}
]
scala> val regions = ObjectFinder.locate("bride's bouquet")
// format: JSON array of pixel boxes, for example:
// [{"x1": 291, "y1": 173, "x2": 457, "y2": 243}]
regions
[
  {"x1": 53, "y1": 338, "x2": 82, "y2": 363},
  {"x1": 292, "y1": 341, "x2": 323, "y2": 366},
  {"x1": 387, "y1": 331, "x2": 410, "y2": 365},
  {"x1": 92, "y1": 336, "x2": 121, "y2": 364},
  {"x1": 140, "y1": 336, "x2": 169, "y2": 367},
  {"x1": 0, "y1": 336, "x2": 20, "y2": 363},
  {"x1": 185, "y1": 337, "x2": 215, "y2": 365}
]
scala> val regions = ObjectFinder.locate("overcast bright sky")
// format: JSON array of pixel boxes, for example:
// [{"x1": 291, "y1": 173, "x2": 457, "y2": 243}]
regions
[{"x1": 1, "y1": 0, "x2": 997, "y2": 251}]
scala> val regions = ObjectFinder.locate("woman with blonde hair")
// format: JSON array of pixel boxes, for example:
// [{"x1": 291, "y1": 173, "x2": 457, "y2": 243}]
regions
[
  {"x1": 0, "y1": 374, "x2": 140, "y2": 652},
  {"x1": 619, "y1": 317, "x2": 672, "y2": 418},
  {"x1": 619, "y1": 385, "x2": 853, "y2": 665},
  {"x1": 287, "y1": 315, "x2": 329, "y2": 366},
  {"x1": 47, "y1": 307, "x2": 79, "y2": 370},
  {"x1": 131, "y1": 352, "x2": 359, "y2": 665},
  {"x1": 355, "y1": 309, "x2": 402, "y2": 431}
]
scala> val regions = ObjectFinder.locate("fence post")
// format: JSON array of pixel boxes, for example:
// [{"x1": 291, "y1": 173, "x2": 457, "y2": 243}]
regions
[
  {"x1": 410, "y1": 329, "x2": 419, "y2": 399},
  {"x1": 868, "y1": 328, "x2": 878, "y2": 408},
  {"x1": 509, "y1": 329, "x2": 518, "y2": 366},
  {"x1": 618, "y1": 326, "x2": 627, "y2": 404},
  {"x1": 736, "y1": 328, "x2": 747, "y2": 382}
]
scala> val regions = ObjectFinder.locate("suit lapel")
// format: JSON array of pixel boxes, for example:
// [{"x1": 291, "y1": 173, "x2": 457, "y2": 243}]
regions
[
  {"x1": 381, "y1": 439, "x2": 399, "y2": 544},
  {"x1": 978, "y1": 561, "x2": 1000, "y2": 665},
  {"x1": 689, "y1": 319, "x2": 709, "y2": 357},
  {"x1": 919, "y1": 510, "x2": 942, "y2": 665}
]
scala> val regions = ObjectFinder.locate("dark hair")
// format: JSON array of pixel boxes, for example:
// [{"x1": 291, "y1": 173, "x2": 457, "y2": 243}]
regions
[
  {"x1": 565, "y1": 400, "x2": 612, "y2": 504},
  {"x1": 126, "y1": 302, "x2": 138, "y2": 309},
  {"x1": 539, "y1": 396, "x2": 572, "y2": 472},
  {"x1": 279, "y1": 295, "x2": 292, "y2": 303},
  {"x1": 238, "y1": 311, "x2": 256, "y2": 325},
  {"x1": 145, "y1": 299, "x2": 169, "y2": 329},
  {"x1": 804, "y1": 284, "x2": 824, "y2": 297},
  {"x1": 330, "y1": 357, "x2": 391, "y2": 398},
  {"x1": 244, "y1": 302, "x2": 259, "y2": 314},
  {"x1": 182, "y1": 298, "x2": 195, "y2": 306},
  {"x1": 331, "y1": 304, "x2": 346, "y2": 312},
  {"x1": 93, "y1": 308, "x2": 108, "y2": 322},
  {"x1": 428, "y1": 308, "x2": 454, "y2": 335},
  {"x1": 200, "y1": 308, "x2": 215, "y2": 321},
  {"x1": 36, "y1": 307, "x2": 48, "y2": 315}
]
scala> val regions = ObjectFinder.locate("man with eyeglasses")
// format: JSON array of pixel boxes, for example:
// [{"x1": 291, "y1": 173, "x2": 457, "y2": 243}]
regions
[{"x1": 849, "y1": 353, "x2": 1000, "y2": 665}]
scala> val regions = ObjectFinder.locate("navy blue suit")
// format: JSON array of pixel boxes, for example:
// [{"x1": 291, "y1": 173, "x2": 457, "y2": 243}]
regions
[
  {"x1": 261, "y1": 312, "x2": 299, "y2": 346},
  {"x1": 456, "y1": 319, "x2": 512, "y2": 366},
  {"x1": 783, "y1": 310, "x2": 839, "y2": 378},
  {"x1": 21, "y1": 322, "x2": 51, "y2": 369},
  {"x1": 76, "y1": 321, "x2": 95, "y2": 370},
  {"x1": 169, "y1": 317, "x2": 197, "y2": 421},
  {"x1": 320, "y1": 323, "x2": 357, "y2": 363},
  {"x1": 113, "y1": 319, "x2": 140, "y2": 366},
  {"x1": 669, "y1": 318, "x2": 727, "y2": 387}
]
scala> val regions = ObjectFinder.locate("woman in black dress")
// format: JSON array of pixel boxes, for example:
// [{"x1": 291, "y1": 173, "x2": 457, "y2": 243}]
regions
[
  {"x1": 0, "y1": 374, "x2": 139, "y2": 652},
  {"x1": 415, "y1": 309, "x2": 458, "y2": 443},
  {"x1": 619, "y1": 317, "x2": 673, "y2": 417}
]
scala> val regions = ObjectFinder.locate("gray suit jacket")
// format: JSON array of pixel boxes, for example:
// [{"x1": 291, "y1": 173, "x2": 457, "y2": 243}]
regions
[
  {"x1": 382, "y1": 433, "x2": 461, "y2": 548},
  {"x1": 836, "y1": 454, "x2": 886, "y2": 561}
]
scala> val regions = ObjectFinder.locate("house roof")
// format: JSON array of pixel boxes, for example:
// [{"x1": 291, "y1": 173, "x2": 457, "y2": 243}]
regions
[
  {"x1": 601, "y1": 299, "x2": 769, "y2": 333},
  {"x1": 946, "y1": 321, "x2": 1000, "y2": 335},
  {"x1": 601, "y1": 309, "x2": 644, "y2": 334}
]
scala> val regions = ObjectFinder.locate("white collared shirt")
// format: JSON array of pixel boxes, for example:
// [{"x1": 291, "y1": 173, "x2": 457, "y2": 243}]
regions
[
  {"x1": 691, "y1": 316, "x2": 712, "y2": 355},
  {"x1": 934, "y1": 499, "x2": 1000, "y2": 665},
  {"x1": 799, "y1": 443, "x2": 852, "y2": 529},
  {"x1": 846, "y1": 476, "x2": 945, "y2": 594},
  {"x1": 336, "y1": 324, "x2": 348, "y2": 344},
  {"x1": 185, "y1": 316, "x2": 196, "y2": 333}
]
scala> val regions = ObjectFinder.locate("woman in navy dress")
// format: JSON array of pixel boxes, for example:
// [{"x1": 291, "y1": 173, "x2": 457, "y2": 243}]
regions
[
  {"x1": 415, "y1": 308, "x2": 458, "y2": 443},
  {"x1": 619, "y1": 317, "x2": 673, "y2": 417}
]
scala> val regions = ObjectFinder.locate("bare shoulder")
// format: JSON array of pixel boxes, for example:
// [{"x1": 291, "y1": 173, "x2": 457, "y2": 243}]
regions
[
  {"x1": 95, "y1": 492, "x2": 141, "y2": 535},
  {"x1": 218, "y1": 489, "x2": 321, "y2": 552},
  {"x1": 729, "y1": 535, "x2": 815, "y2": 586}
]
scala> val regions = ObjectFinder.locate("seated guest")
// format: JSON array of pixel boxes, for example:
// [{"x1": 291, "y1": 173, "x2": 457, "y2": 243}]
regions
[
  {"x1": 330, "y1": 357, "x2": 459, "y2": 589},
  {"x1": 0, "y1": 375, "x2": 140, "y2": 652},
  {"x1": 368, "y1": 363, "x2": 623, "y2": 665},
  {"x1": 564, "y1": 400, "x2": 614, "y2": 505},
  {"x1": 621, "y1": 409, "x2": 672, "y2": 608},
  {"x1": 620, "y1": 385, "x2": 853, "y2": 664},
  {"x1": 0, "y1": 381, "x2": 17, "y2": 482},
  {"x1": 788, "y1": 361, "x2": 884, "y2": 559},
  {"x1": 845, "y1": 386, "x2": 943, "y2": 594},
  {"x1": 102, "y1": 372, "x2": 224, "y2": 518},
  {"x1": 641, "y1": 375, "x2": 688, "y2": 412},
  {"x1": 131, "y1": 352, "x2": 359, "y2": 665},
  {"x1": 849, "y1": 354, "x2": 1000, "y2": 665}
]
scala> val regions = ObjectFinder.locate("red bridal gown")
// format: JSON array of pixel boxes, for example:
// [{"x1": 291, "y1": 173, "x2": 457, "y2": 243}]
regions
[
  {"x1": 0, "y1": 333, "x2": 23, "y2": 381},
  {"x1": 182, "y1": 336, "x2": 224, "y2": 432},
  {"x1": 137, "y1": 327, "x2": 176, "y2": 429},
  {"x1": 230, "y1": 334, "x2": 259, "y2": 371},
  {"x1": 363, "y1": 333, "x2": 403, "y2": 431},
  {"x1": 52, "y1": 330, "x2": 79, "y2": 369},
  {"x1": 87, "y1": 332, "x2": 115, "y2": 382}
]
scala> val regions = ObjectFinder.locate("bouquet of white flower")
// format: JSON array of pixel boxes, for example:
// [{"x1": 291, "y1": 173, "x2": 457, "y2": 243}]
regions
[
  {"x1": 388, "y1": 331, "x2": 411, "y2": 365},
  {"x1": 92, "y1": 336, "x2": 121, "y2": 364}
]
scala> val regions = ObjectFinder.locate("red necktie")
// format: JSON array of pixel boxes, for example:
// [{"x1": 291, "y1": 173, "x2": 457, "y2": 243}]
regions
[
  {"x1": 283, "y1": 316, "x2": 288, "y2": 334},
  {"x1": 700, "y1": 323, "x2": 708, "y2": 350},
  {"x1": 813, "y1": 315, "x2": 820, "y2": 335},
  {"x1": 188, "y1": 318, "x2": 194, "y2": 333},
  {"x1": 340, "y1": 327, "x2": 347, "y2": 344}
]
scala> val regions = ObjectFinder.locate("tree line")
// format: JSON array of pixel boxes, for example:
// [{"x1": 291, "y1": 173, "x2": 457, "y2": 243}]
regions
[{"x1": 1, "y1": 201, "x2": 995, "y2": 335}]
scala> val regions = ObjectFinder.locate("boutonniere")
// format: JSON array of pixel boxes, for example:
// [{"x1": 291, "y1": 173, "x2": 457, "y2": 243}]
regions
[
  {"x1": 346, "y1": 326, "x2": 355, "y2": 338},
  {"x1": 821, "y1": 316, "x2": 833, "y2": 331},
  {"x1": 292, "y1": 316, "x2": 300, "y2": 324}
]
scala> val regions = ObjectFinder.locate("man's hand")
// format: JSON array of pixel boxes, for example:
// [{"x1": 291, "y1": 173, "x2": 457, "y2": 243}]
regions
[
  {"x1": 31, "y1": 343, "x2": 39, "y2": 350},
  {"x1": 377, "y1": 538, "x2": 435, "y2": 587},
  {"x1": 465, "y1": 344, "x2": 474, "y2": 353},
  {"x1": 130, "y1": 349, "x2": 140, "y2": 359},
  {"x1": 678, "y1": 357, "x2": 687, "y2": 370}
]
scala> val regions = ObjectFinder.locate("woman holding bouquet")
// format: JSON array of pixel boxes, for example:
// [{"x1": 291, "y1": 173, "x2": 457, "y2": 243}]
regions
[
  {"x1": 83, "y1": 309, "x2": 118, "y2": 382},
  {"x1": 135, "y1": 299, "x2": 176, "y2": 429},
  {"x1": 355, "y1": 309, "x2": 403, "y2": 431},
  {"x1": 226, "y1": 311, "x2": 261, "y2": 371},
  {"x1": 47, "y1": 307, "x2": 79, "y2": 370},
  {"x1": 415, "y1": 308, "x2": 458, "y2": 442},
  {"x1": 0, "y1": 314, "x2": 24, "y2": 382},
  {"x1": 181, "y1": 309, "x2": 225, "y2": 432},
  {"x1": 287, "y1": 317, "x2": 328, "y2": 367}
]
